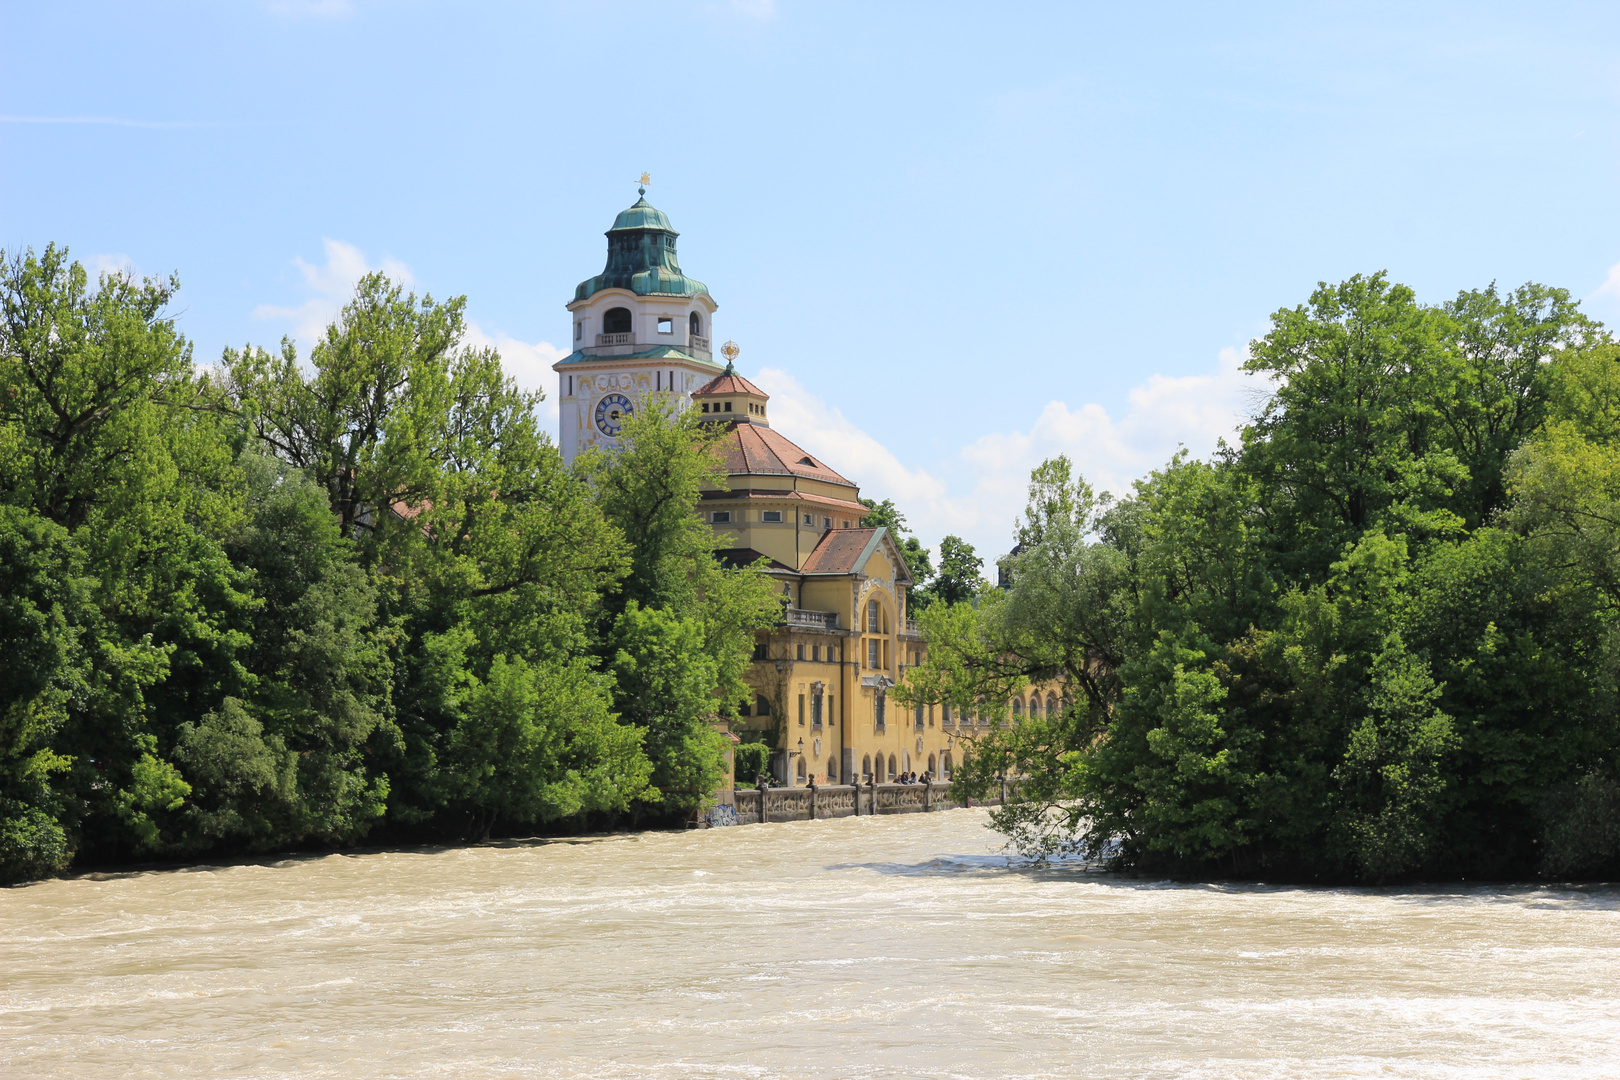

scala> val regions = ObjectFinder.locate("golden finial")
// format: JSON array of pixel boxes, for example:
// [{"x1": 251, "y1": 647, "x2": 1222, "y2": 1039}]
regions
[
  {"x1": 638, "y1": 172, "x2": 651, "y2": 195},
  {"x1": 721, "y1": 340, "x2": 740, "y2": 363}
]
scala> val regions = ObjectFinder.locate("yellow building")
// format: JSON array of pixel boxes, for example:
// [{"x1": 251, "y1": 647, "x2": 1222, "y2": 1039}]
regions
[{"x1": 555, "y1": 189, "x2": 965, "y2": 787}]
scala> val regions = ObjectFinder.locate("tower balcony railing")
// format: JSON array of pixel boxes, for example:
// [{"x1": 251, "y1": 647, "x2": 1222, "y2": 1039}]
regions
[
  {"x1": 689, "y1": 334, "x2": 711, "y2": 352},
  {"x1": 784, "y1": 607, "x2": 839, "y2": 630},
  {"x1": 595, "y1": 332, "x2": 635, "y2": 347}
]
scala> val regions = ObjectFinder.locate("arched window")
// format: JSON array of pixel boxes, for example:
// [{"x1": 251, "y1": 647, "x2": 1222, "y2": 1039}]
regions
[
  {"x1": 927, "y1": 754, "x2": 937, "y2": 775},
  {"x1": 888, "y1": 754, "x2": 898, "y2": 779},
  {"x1": 827, "y1": 757, "x2": 837, "y2": 782},
  {"x1": 943, "y1": 753, "x2": 953, "y2": 777},
  {"x1": 1047, "y1": 693, "x2": 1058, "y2": 718},
  {"x1": 1028, "y1": 695, "x2": 1041, "y2": 719},
  {"x1": 1011, "y1": 698, "x2": 1024, "y2": 721},
  {"x1": 689, "y1": 311, "x2": 701, "y2": 336},
  {"x1": 604, "y1": 307, "x2": 632, "y2": 334},
  {"x1": 862, "y1": 754, "x2": 872, "y2": 781},
  {"x1": 796, "y1": 756, "x2": 806, "y2": 782},
  {"x1": 873, "y1": 755, "x2": 885, "y2": 783}
]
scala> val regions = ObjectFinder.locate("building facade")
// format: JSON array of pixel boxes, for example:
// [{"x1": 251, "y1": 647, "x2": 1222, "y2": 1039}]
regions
[{"x1": 555, "y1": 192, "x2": 966, "y2": 786}]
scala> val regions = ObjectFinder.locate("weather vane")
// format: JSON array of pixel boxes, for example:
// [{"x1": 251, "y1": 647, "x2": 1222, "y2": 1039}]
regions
[{"x1": 638, "y1": 172, "x2": 650, "y2": 196}]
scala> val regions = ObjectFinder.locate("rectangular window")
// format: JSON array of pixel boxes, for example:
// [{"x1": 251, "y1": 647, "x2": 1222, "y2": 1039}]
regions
[
  {"x1": 831, "y1": 647, "x2": 838, "y2": 662},
  {"x1": 875, "y1": 692, "x2": 886, "y2": 727},
  {"x1": 762, "y1": 510, "x2": 782, "y2": 523},
  {"x1": 915, "y1": 704, "x2": 925, "y2": 730},
  {"x1": 574, "y1": 322, "x2": 582, "y2": 341},
  {"x1": 724, "y1": 401, "x2": 732, "y2": 412},
  {"x1": 811, "y1": 645, "x2": 820, "y2": 661},
  {"x1": 867, "y1": 601, "x2": 879, "y2": 633},
  {"x1": 943, "y1": 705, "x2": 953, "y2": 726},
  {"x1": 812, "y1": 693, "x2": 822, "y2": 726},
  {"x1": 798, "y1": 694, "x2": 805, "y2": 726},
  {"x1": 803, "y1": 513, "x2": 814, "y2": 525},
  {"x1": 796, "y1": 644, "x2": 805, "y2": 661},
  {"x1": 822, "y1": 517, "x2": 831, "y2": 528},
  {"x1": 752, "y1": 640, "x2": 768, "y2": 661},
  {"x1": 867, "y1": 639, "x2": 879, "y2": 668},
  {"x1": 657, "y1": 317, "x2": 673, "y2": 334},
  {"x1": 711, "y1": 511, "x2": 731, "y2": 523},
  {"x1": 828, "y1": 695, "x2": 834, "y2": 725}
]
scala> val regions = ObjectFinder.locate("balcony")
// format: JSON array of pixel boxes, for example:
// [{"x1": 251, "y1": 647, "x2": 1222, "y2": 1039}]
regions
[
  {"x1": 595, "y1": 332, "x2": 635, "y2": 347},
  {"x1": 689, "y1": 334, "x2": 711, "y2": 353},
  {"x1": 785, "y1": 607, "x2": 838, "y2": 630}
]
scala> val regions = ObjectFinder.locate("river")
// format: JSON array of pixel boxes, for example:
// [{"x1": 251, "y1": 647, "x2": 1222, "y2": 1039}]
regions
[{"x1": 2, "y1": 808, "x2": 1616, "y2": 1078}]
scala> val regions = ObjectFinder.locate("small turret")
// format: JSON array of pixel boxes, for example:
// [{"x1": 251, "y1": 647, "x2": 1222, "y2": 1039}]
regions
[{"x1": 693, "y1": 359, "x2": 770, "y2": 426}]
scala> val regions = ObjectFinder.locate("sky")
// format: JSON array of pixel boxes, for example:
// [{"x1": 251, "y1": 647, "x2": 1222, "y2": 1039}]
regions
[{"x1": 3, "y1": 1, "x2": 1618, "y2": 561}]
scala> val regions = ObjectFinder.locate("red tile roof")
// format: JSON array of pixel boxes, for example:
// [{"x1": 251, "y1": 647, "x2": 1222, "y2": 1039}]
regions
[
  {"x1": 693, "y1": 371, "x2": 768, "y2": 398},
  {"x1": 801, "y1": 527, "x2": 888, "y2": 575},
  {"x1": 716, "y1": 423, "x2": 855, "y2": 487}
]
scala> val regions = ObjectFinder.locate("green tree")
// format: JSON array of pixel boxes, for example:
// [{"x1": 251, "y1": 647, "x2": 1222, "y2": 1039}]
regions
[
  {"x1": 933, "y1": 535, "x2": 984, "y2": 606},
  {"x1": 581, "y1": 401, "x2": 779, "y2": 816}
]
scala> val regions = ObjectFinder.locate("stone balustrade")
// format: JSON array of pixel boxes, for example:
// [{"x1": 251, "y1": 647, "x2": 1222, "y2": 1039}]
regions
[{"x1": 726, "y1": 780, "x2": 1014, "y2": 825}]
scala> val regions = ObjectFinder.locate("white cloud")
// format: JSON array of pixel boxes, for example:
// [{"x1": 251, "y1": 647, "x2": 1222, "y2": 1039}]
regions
[
  {"x1": 755, "y1": 348, "x2": 1264, "y2": 558},
  {"x1": 252, "y1": 238, "x2": 413, "y2": 350},
  {"x1": 83, "y1": 253, "x2": 136, "y2": 282},
  {"x1": 754, "y1": 365, "x2": 961, "y2": 520},
  {"x1": 461, "y1": 322, "x2": 567, "y2": 432},
  {"x1": 1590, "y1": 260, "x2": 1620, "y2": 320}
]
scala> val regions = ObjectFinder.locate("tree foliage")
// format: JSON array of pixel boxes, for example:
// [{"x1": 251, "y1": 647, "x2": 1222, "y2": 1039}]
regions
[
  {"x1": 912, "y1": 272, "x2": 1619, "y2": 881},
  {"x1": 0, "y1": 249, "x2": 777, "y2": 881}
]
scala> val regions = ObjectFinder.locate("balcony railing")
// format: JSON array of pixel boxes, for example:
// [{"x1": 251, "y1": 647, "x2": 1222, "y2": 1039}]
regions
[
  {"x1": 784, "y1": 607, "x2": 838, "y2": 630},
  {"x1": 595, "y1": 332, "x2": 635, "y2": 346},
  {"x1": 690, "y1": 334, "x2": 711, "y2": 352},
  {"x1": 906, "y1": 619, "x2": 918, "y2": 634}
]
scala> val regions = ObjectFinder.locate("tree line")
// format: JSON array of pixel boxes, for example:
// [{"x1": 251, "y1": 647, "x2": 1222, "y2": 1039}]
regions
[
  {"x1": 0, "y1": 246, "x2": 779, "y2": 884},
  {"x1": 906, "y1": 273, "x2": 1620, "y2": 882}
]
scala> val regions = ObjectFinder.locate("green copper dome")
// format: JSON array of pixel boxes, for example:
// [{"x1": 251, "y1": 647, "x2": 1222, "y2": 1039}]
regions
[
  {"x1": 609, "y1": 197, "x2": 674, "y2": 232},
  {"x1": 574, "y1": 194, "x2": 710, "y2": 303}
]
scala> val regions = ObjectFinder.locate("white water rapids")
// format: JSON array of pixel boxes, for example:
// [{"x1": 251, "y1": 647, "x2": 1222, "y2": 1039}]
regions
[{"x1": 2, "y1": 808, "x2": 1616, "y2": 1078}]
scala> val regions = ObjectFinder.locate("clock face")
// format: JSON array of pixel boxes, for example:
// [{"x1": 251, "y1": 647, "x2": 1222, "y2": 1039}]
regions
[{"x1": 595, "y1": 393, "x2": 633, "y2": 436}]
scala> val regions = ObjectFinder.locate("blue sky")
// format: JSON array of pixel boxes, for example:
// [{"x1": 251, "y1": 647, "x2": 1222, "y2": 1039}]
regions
[{"x1": 4, "y1": 1, "x2": 1618, "y2": 559}]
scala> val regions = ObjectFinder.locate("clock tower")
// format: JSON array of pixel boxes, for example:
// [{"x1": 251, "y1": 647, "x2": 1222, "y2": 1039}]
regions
[{"x1": 553, "y1": 184, "x2": 723, "y2": 463}]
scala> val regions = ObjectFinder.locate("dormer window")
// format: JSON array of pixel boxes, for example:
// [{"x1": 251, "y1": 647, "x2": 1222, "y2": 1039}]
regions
[
  {"x1": 657, "y1": 317, "x2": 673, "y2": 334},
  {"x1": 604, "y1": 307, "x2": 632, "y2": 334},
  {"x1": 689, "y1": 312, "x2": 701, "y2": 335},
  {"x1": 798, "y1": 456, "x2": 818, "y2": 467}
]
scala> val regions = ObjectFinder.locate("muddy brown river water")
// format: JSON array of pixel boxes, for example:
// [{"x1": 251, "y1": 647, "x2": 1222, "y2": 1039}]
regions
[{"x1": 2, "y1": 808, "x2": 1616, "y2": 1078}]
